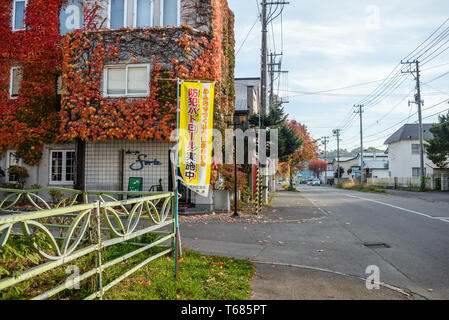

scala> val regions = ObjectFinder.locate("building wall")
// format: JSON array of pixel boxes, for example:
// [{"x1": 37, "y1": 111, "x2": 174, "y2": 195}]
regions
[
  {"x1": 84, "y1": 140, "x2": 173, "y2": 192},
  {"x1": 333, "y1": 158, "x2": 358, "y2": 179},
  {"x1": 1, "y1": 142, "x2": 76, "y2": 188},
  {"x1": 370, "y1": 169, "x2": 389, "y2": 179},
  {"x1": 388, "y1": 140, "x2": 435, "y2": 178}
]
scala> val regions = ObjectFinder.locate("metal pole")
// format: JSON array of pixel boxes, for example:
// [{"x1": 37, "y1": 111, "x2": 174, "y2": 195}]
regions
[
  {"x1": 174, "y1": 79, "x2": 180, "y2": 279},
  {"x1": 95, "y1": 201, "x2": 103, "y2": 299},
  {"x1": 360, "y1": 105, "x2": 364, "y2": 184},
  {"x1": 337, "y1": 132, "x2": 340, "y2": 179},
  {"x1": 233, "y1": 119, "x2": 238, "y2": 216},
  {"x1": 322, "y1": 137, "x2": 329, "y2": 185},
  {"x1": 333, "y1": 129, "x2": 341, "y2": 181}
]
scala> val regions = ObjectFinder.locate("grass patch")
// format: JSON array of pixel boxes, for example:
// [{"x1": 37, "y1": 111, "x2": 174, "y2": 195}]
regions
[
  {"x1": 104, "y1": 250, "x2": 254, "y2": 300},
  {"x1": 1, "y1": 234, "x2": 254, "y2": 300},
  {"x1": 336, "y1": 181, "x2": 386, "y2": 193}
]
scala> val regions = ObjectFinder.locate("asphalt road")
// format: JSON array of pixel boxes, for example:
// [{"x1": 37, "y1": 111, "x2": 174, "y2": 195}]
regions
[{"x1": 180, "y1": 185, "x2": 449, "y2": 299}]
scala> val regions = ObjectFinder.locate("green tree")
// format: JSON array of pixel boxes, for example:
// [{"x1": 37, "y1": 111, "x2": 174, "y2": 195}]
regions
[
  {"x1": 425, "y1": 115, "x2": 449, "y2": 168},
  {"x1": 248, "y1": 103, "x2": 302, "y2": 160}
]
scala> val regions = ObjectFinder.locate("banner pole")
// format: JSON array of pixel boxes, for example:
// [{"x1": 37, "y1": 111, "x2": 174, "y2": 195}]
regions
[{"x1": 174, "y1": 78, "x2": 180, "y2": 279}]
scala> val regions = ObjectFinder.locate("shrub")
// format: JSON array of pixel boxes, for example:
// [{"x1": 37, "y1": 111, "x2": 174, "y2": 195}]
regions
[
  {"x1": 7, "y1": 166, "x2": 29, "y2": 189},
  {"x1": 49, "y1": 189, "x2": 63, "y2": 204},
  {"x1": 1, "y1": 182, "x2": 20, "y2": 189}
]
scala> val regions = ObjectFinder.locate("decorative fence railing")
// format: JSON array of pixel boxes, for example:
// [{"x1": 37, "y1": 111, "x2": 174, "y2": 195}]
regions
[{"x1": 0, "y1": 188, "x2": 179, "y2": 300}]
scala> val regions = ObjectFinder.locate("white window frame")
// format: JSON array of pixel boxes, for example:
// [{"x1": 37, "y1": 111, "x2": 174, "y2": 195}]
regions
[
  {"x1": 108, "y1": 0, "x2": 128, "y2": 29},
  {"x1": 9, "y1": 66, "x2": 21, "y2": 99},
  {"x1": 49, "y1": 150, "x2": 75, "y2": 185},
  {"x1": 6, "y1": 150, "x2": 23, "y2": 183},
  {"x1": 12, "y1": 0, "x2": 27, "y2": 32},
  {"x1": 107, "y1": 0, "x2": 180, "y2": 29},
  {"x1": 103, "y1": 64, "x2": 150, "y2": 98}
]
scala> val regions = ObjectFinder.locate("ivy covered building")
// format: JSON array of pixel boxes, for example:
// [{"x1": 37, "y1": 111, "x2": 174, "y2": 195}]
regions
[{"x1": 0, "y1": 0, "x2": 235, "y2": 208}]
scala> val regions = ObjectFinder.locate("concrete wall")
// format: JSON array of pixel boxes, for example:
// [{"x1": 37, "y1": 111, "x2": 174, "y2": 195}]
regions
[{"x1": 370, "y1": 169, "x2": 389, "y2": 179}]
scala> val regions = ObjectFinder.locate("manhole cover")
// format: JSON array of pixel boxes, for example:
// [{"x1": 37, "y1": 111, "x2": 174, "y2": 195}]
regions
[{"x1": 364, "y1": 242, "x2": 391, "y2": 248}]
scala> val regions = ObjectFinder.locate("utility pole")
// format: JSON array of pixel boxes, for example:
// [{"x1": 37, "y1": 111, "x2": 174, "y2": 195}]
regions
[
  {"x1": 401, "y1": 60, "x2": 425, "y2": 191},
  {"x1": 268, "y1": 52, "x2": 281, "y2": 106},
  {"x1": 261, "y1": 0, "x2": 268, "y2": 116},
  {"x1": 260, "y1": 1, "x2": 289, "y2": 114},
  {"x1": 321, "y1": 136, "x2": 330, "y2": 185},
  {"x1": 258, "y1": 0, "x2": 288, "y2": 208},
  {"x1": 354, "y1": 105, "x2": 365, "y2": 184},
  {"x1": 333, "y1": 129, "x2": 341, "y2": 181}
]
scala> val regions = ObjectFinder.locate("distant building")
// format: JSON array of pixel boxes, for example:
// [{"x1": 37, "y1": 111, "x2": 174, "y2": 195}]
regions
[
  {"x1": 385, "y1": 123, "x2": 438, "y2": 178},
  {"x1": 234, "y1": 78, "x2": 260, "y2": 118}
]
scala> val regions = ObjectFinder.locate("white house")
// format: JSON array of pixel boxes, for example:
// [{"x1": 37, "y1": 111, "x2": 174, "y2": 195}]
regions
[{"x1": 385, "y1": 123, "x2": 438, "y2": 178}]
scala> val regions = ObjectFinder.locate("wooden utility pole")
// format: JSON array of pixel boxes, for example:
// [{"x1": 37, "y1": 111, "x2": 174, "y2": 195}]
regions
[{"x1": 402, "y1": 60, "x2": 425, "y2": 191}]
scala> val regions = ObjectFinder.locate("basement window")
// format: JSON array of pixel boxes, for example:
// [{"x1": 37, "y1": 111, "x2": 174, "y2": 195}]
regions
[
  {"x1": 12, "y1": 0, "x2": 27, "y2": 31},
  {"x1": 104, "y1": 64, "x2": 150, "y2": 97}
]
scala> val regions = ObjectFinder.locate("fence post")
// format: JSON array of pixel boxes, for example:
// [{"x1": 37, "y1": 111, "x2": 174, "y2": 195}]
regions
[{"x1": 95, "y1": 201, "x2": 103, "y2": 299}]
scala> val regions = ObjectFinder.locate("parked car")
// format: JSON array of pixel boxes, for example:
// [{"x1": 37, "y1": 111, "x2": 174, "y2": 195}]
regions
[{"x1": 312, "y1": 179, "x2": 321, "y2": 186}]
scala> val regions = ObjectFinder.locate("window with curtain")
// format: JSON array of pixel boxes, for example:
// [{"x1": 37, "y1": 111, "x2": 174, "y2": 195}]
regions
[
  {"x1": 136, "y1": 0, "x2": 152, "y2": 27},
  {"x1": 105, "y1": 65, "x2": 149, "y2": 96},
  {"x1": 163, "y1": 0, "x2": 178, "y2": 26},
  {"x1": 13, "y1": 0, "x2": 27, "y2": 30},
  {"x1": 110, "y1": 0, "x2": 126, "y2": 29}
]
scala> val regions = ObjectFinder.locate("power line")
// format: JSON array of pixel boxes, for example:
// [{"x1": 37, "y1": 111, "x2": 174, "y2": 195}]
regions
[
  {"x1": 236, "y1": 16, "x2": 260, "y2": 56},
  {"x1": 338, "y1": 17, "x2": 449, "y2": 133}
]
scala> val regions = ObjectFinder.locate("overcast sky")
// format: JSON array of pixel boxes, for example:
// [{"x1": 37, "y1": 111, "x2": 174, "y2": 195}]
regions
[{"x1": 228, "y1": 0, "x2": 449, "y2": 153}]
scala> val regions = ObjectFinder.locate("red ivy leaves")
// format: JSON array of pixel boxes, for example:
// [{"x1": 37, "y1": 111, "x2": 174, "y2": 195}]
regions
[{"x1": 0, "y1": 0, "x2": 235, "y2": 166}]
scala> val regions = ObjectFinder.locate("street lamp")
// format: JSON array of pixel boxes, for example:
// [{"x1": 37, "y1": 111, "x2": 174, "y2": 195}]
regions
[{"x1": 225, "y1": 113, "x2": 248, "y2": 217}]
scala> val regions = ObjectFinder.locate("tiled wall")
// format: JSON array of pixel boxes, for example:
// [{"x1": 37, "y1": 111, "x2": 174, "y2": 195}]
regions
[{"x1": 85, "y1": 140, "x2": 174, "y2": 192}]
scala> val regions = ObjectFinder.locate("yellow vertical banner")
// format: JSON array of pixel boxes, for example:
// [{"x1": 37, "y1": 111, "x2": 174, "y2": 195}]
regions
[{"x1": 179, "y1": 81, "x2": 214, "y2": 197}]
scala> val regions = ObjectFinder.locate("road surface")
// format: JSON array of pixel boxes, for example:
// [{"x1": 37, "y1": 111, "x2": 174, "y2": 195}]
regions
[{"x1": 180, "y1": 185, "x2": 449, "y2": 299}]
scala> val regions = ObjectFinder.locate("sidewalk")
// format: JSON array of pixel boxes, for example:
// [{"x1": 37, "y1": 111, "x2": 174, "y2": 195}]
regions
[
  {"x1": 250, "y1": 262, "x2": 414, "y2": 300},
  {"x1": 388, "y1": 190, "x2": 449, "y2": 203}
]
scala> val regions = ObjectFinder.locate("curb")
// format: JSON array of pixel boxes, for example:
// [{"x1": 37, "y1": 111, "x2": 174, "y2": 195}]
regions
[{"x1": 250, "y1": 260, "x2": 425, "y2": 299}]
